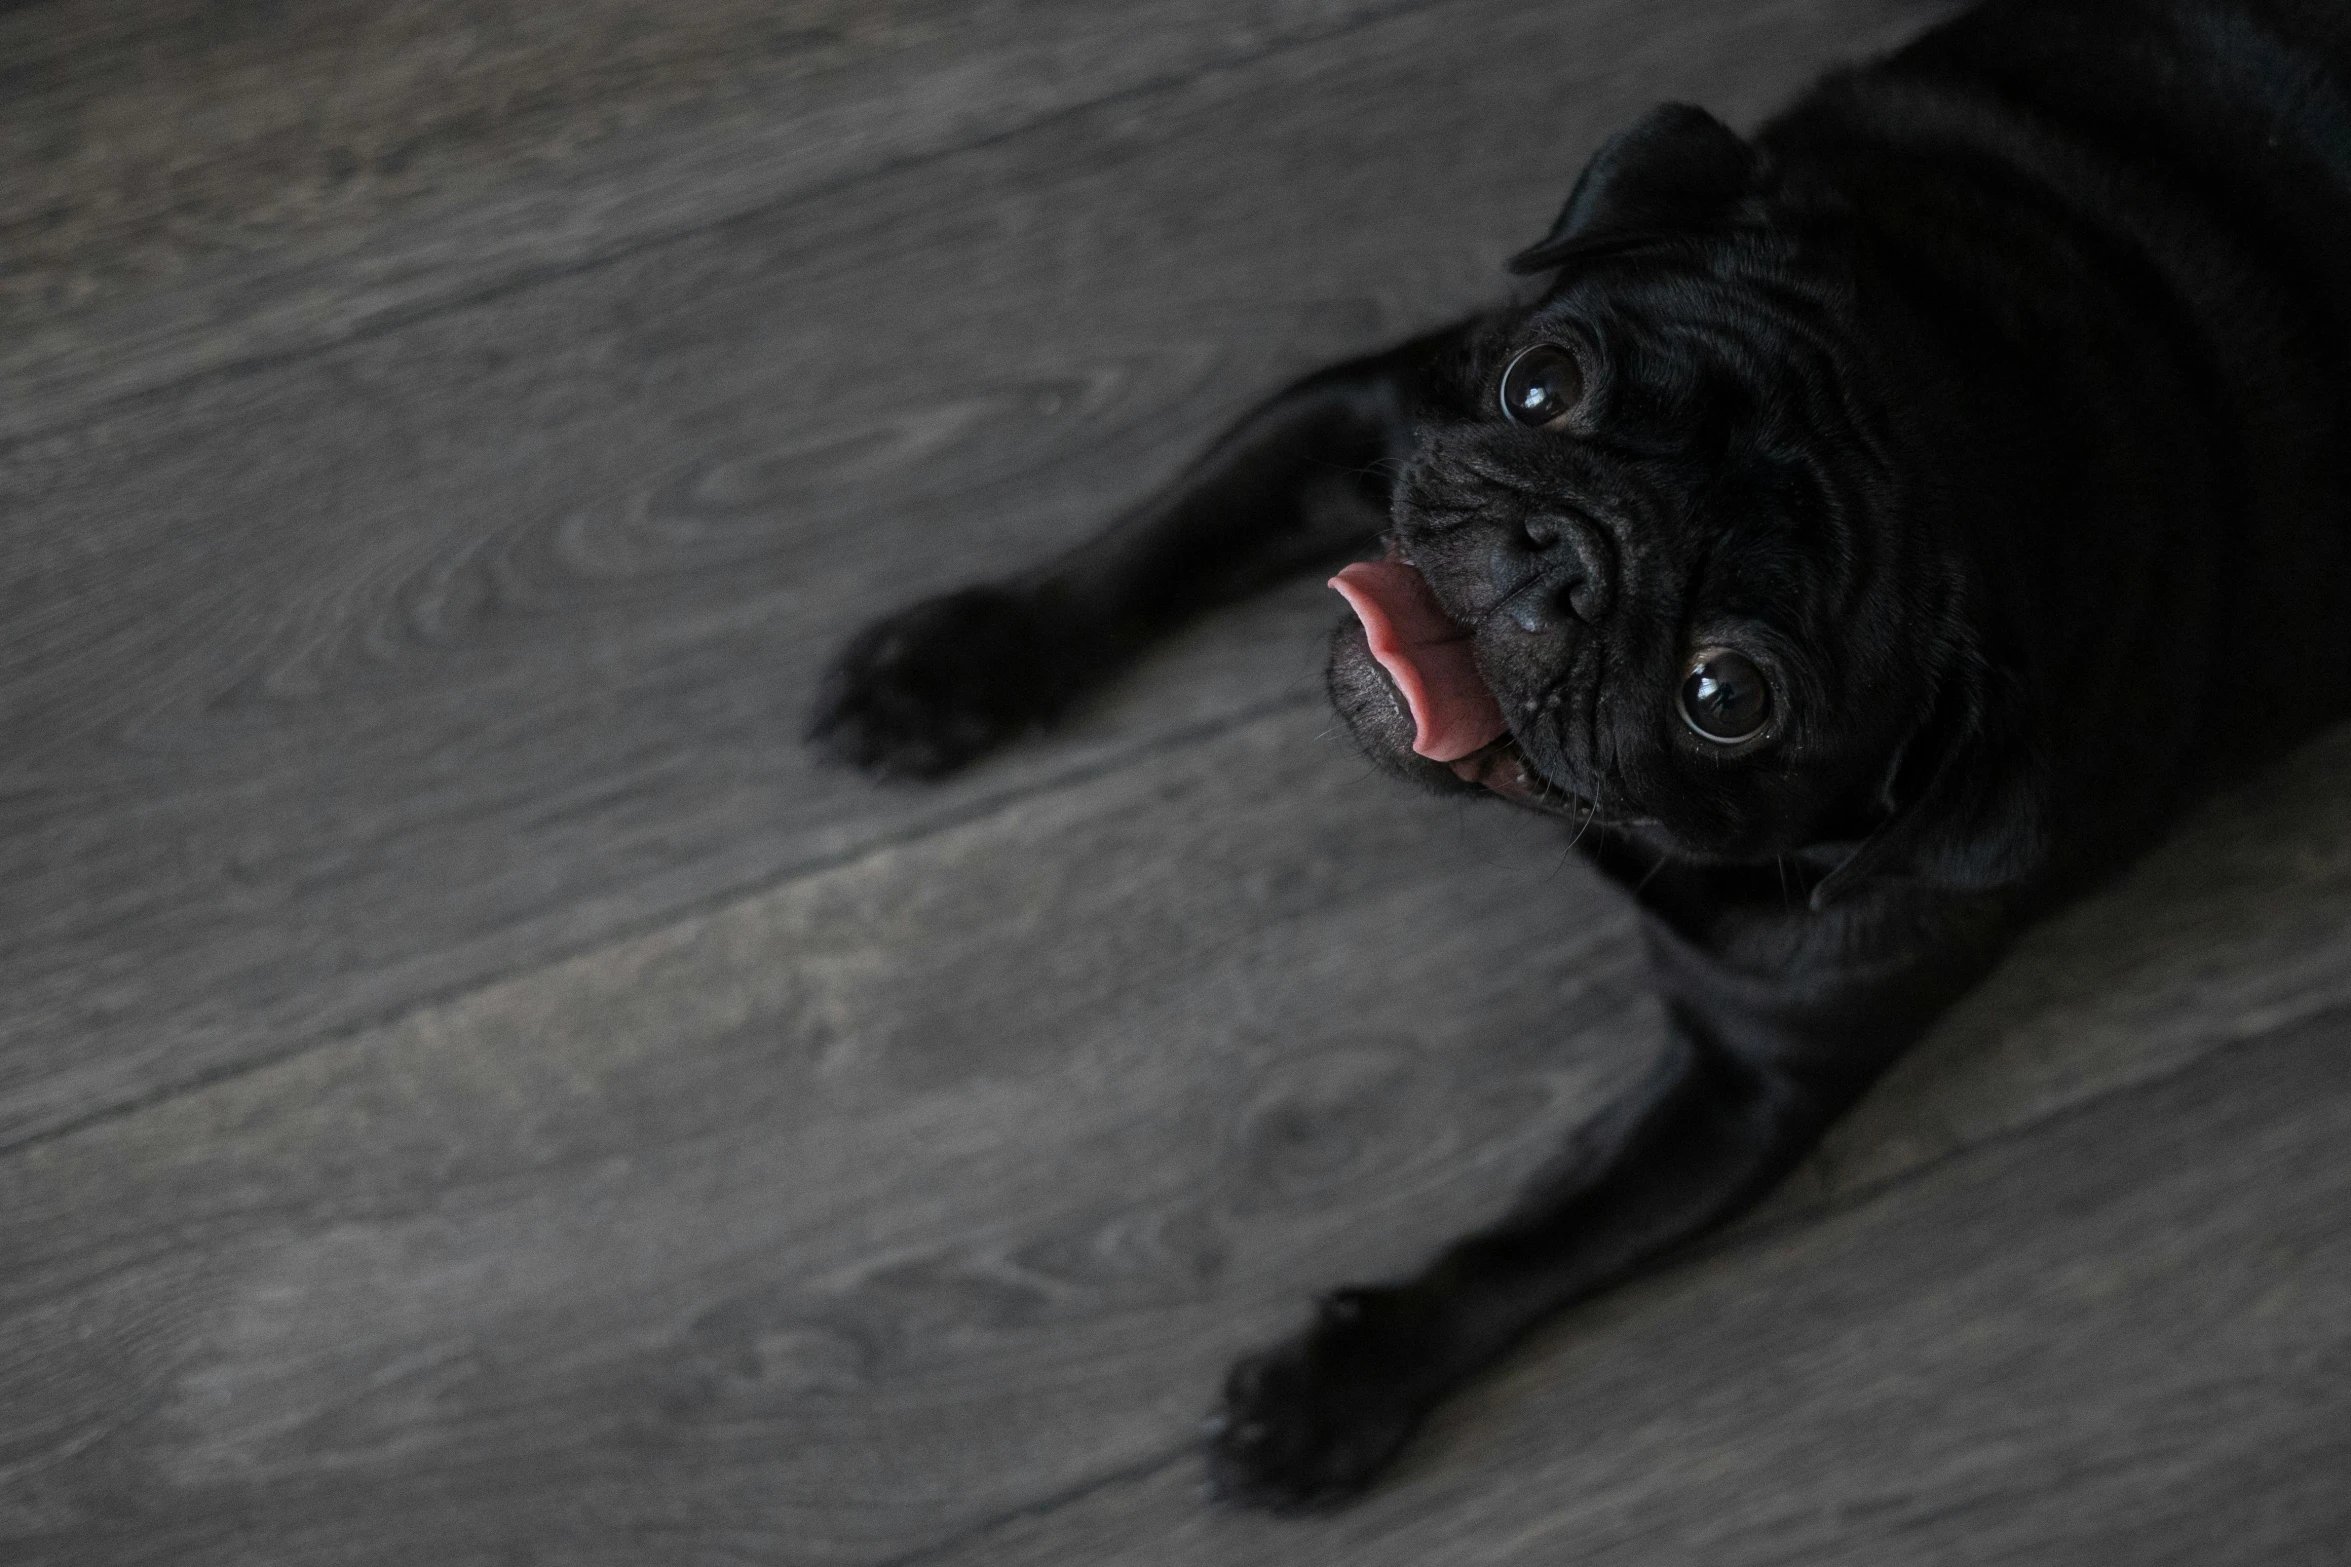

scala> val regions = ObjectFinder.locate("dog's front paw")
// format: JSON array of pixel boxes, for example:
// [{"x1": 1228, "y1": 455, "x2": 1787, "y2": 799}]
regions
[
  {"x1": 808, "y1": 586, "x2": 1095, "y2": 779},
  {"x1": 1205, "y1": 1286, "x2": 1440, "y2": 1512}
]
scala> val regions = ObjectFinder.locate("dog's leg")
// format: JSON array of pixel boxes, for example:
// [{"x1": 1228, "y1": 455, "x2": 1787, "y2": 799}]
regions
[
  {"x1": 1205, "y1": 903, "x2": 2000, "y2": 1511},
  {"x1": 809, "y1": 321, "x2": 1482, "y2": 777},
  {"x1": 1206, "y1": 1026, "x2": 1824, "y2": 1510}
]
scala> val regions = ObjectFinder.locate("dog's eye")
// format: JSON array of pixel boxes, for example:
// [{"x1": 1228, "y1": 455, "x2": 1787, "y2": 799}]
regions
[
  {"x1": 1498, "y1": 344, "x2": 1583, "y2": 429},
  {"x1": 1679, "y1": 649, "x2": 1773, "y2": 744}
]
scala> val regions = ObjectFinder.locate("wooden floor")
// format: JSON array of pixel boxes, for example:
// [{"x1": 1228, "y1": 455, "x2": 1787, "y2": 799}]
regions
[{"x1": 6, "y1": 1, "x2": 2350, "y2": 1560}]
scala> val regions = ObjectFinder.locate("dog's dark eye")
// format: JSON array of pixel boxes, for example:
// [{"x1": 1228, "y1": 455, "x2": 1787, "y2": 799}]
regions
[
  {"x1": 1499, "y1": 344, "x2": 1583, "y2": 429},
  {"x1": 1679, "y1": 649, "x2": 1773, "y2": 743}
]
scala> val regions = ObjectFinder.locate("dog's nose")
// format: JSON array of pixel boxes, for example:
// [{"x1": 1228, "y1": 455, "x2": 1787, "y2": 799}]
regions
[{"x1": 1504, "y1": 512, "x2": 1615, "y2": 631}]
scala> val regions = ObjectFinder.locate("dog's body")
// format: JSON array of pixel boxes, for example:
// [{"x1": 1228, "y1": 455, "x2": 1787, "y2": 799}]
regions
[{"x1": 813, "y1": 0, "x2": 2351, "y2": 1511}]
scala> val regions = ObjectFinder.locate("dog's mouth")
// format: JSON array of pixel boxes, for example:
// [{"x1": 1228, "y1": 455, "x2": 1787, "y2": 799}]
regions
[
  {"x1": 1442, "y1": 733, "x2": 1597, "y2": 818},
  {"x1": 1329, "y1": 556, "x2": 1616, "y2": 823},
  {"x1": 1328, "y1": 558, "x2": 1506, "y2": 761}
]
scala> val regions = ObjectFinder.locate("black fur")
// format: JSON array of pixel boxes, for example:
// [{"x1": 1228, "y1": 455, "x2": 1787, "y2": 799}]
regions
[{"x1": 809, "y1": 0, "x2": 2351, "y2": 1512}]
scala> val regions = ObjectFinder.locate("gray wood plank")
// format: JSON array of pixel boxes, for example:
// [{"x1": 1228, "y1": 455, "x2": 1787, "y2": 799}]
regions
[
  {"x1": 0, "y1": 0, "x2": 1417, "y2": 437},
  {"x1": 0, "y1": 0, "x2": 1957, "y2": 444},
  {"x1": 0, "y1": 0, "x2": 1948, "y2": 1143},
  {"x1": 932, "y1": 1003, "x2": 2351, "y2": 1566},
  {"x1": 0, "y1": 706, "x2": 1657, "y2": 1564},
  {"x1": 8, "y1": 699, "x2": 2350, "y2": 1562},
  {"x1": 14, "y1": 4, "x2": 2351, "y2": 1563}
]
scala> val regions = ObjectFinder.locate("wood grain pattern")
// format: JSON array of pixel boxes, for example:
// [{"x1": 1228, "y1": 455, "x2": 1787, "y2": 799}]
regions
[
  {"x1": 8, "y1": 705, "x2": 2349, "y2": 1562},
  {"x1": 936, "y1": 1004, "x2": 2351, "y2": 1565},
  {"x1": 0, "y1": 0, "x2": 1948, "y2": 1143},
  {"x1": 0, "y1": 709, "x2": 1657, "y2": 1563},
  {"x1": 0, "y1": 0, "x2": 951, "y2": 319},
  {"x1": 0, "y1": 0, "x2": 1412, "y2": 430},
  {"x1": 0, "y1": 0, "x2": 1954, "y2": 444},
  {"x1": 12, "y1": 0, "x2": 2351, "y2": 1559}
]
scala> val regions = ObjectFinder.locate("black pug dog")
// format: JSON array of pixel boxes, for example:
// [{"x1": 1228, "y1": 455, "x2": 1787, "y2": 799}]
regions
[{"x1": 811, "y1": 0, "x2": 2351, "y2": 1512}]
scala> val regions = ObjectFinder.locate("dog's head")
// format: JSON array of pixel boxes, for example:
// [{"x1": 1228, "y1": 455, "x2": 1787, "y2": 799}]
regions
[{"x1": 1331, "y1": 104, "x2": 1995, "y2": 891}]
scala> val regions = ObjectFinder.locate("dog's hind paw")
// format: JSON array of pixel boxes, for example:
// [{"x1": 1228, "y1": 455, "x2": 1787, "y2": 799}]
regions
[
  {"x1": 1204, "y1": 1286, "x2": 1439, "y2": 1512},
  {"x1": 807, "y1": 586, "x2": 1095, "y2": 779}
]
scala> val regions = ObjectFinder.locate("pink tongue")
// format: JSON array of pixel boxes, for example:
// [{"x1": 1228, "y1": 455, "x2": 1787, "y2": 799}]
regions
[{"x1": 1330, "y1": 560, "x2": 1509, "y2": 762}]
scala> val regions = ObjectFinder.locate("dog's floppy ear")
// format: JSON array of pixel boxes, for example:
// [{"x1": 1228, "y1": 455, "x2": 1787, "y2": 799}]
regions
[{"x1": 1508, "y1": 104, "x2": 1755, "y2": 274}]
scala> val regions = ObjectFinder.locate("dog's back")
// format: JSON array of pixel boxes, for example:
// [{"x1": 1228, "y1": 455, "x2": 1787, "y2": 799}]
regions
[{"x1": 1766, "y1": 0, "x2": 2351, "y2": 865}]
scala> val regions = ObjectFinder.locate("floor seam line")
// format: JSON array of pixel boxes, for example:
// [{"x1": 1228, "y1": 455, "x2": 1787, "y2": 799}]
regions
[
  {"x1": 0, "y1": 688, "x2": 1322, "y2": 1161},
  {"x1": 1680, "y1": 993, "x2": 2351, "y2": 1272},
  {"x1": 863, "y1": 996, "x2": 2351, "y2": 1561},
  {"x1": 864, "y1": 1445, "x2": 1198, "y2": 1567},
  {"x1": 0, "y1": 0, "x2": 1454, "y2": 451}
]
